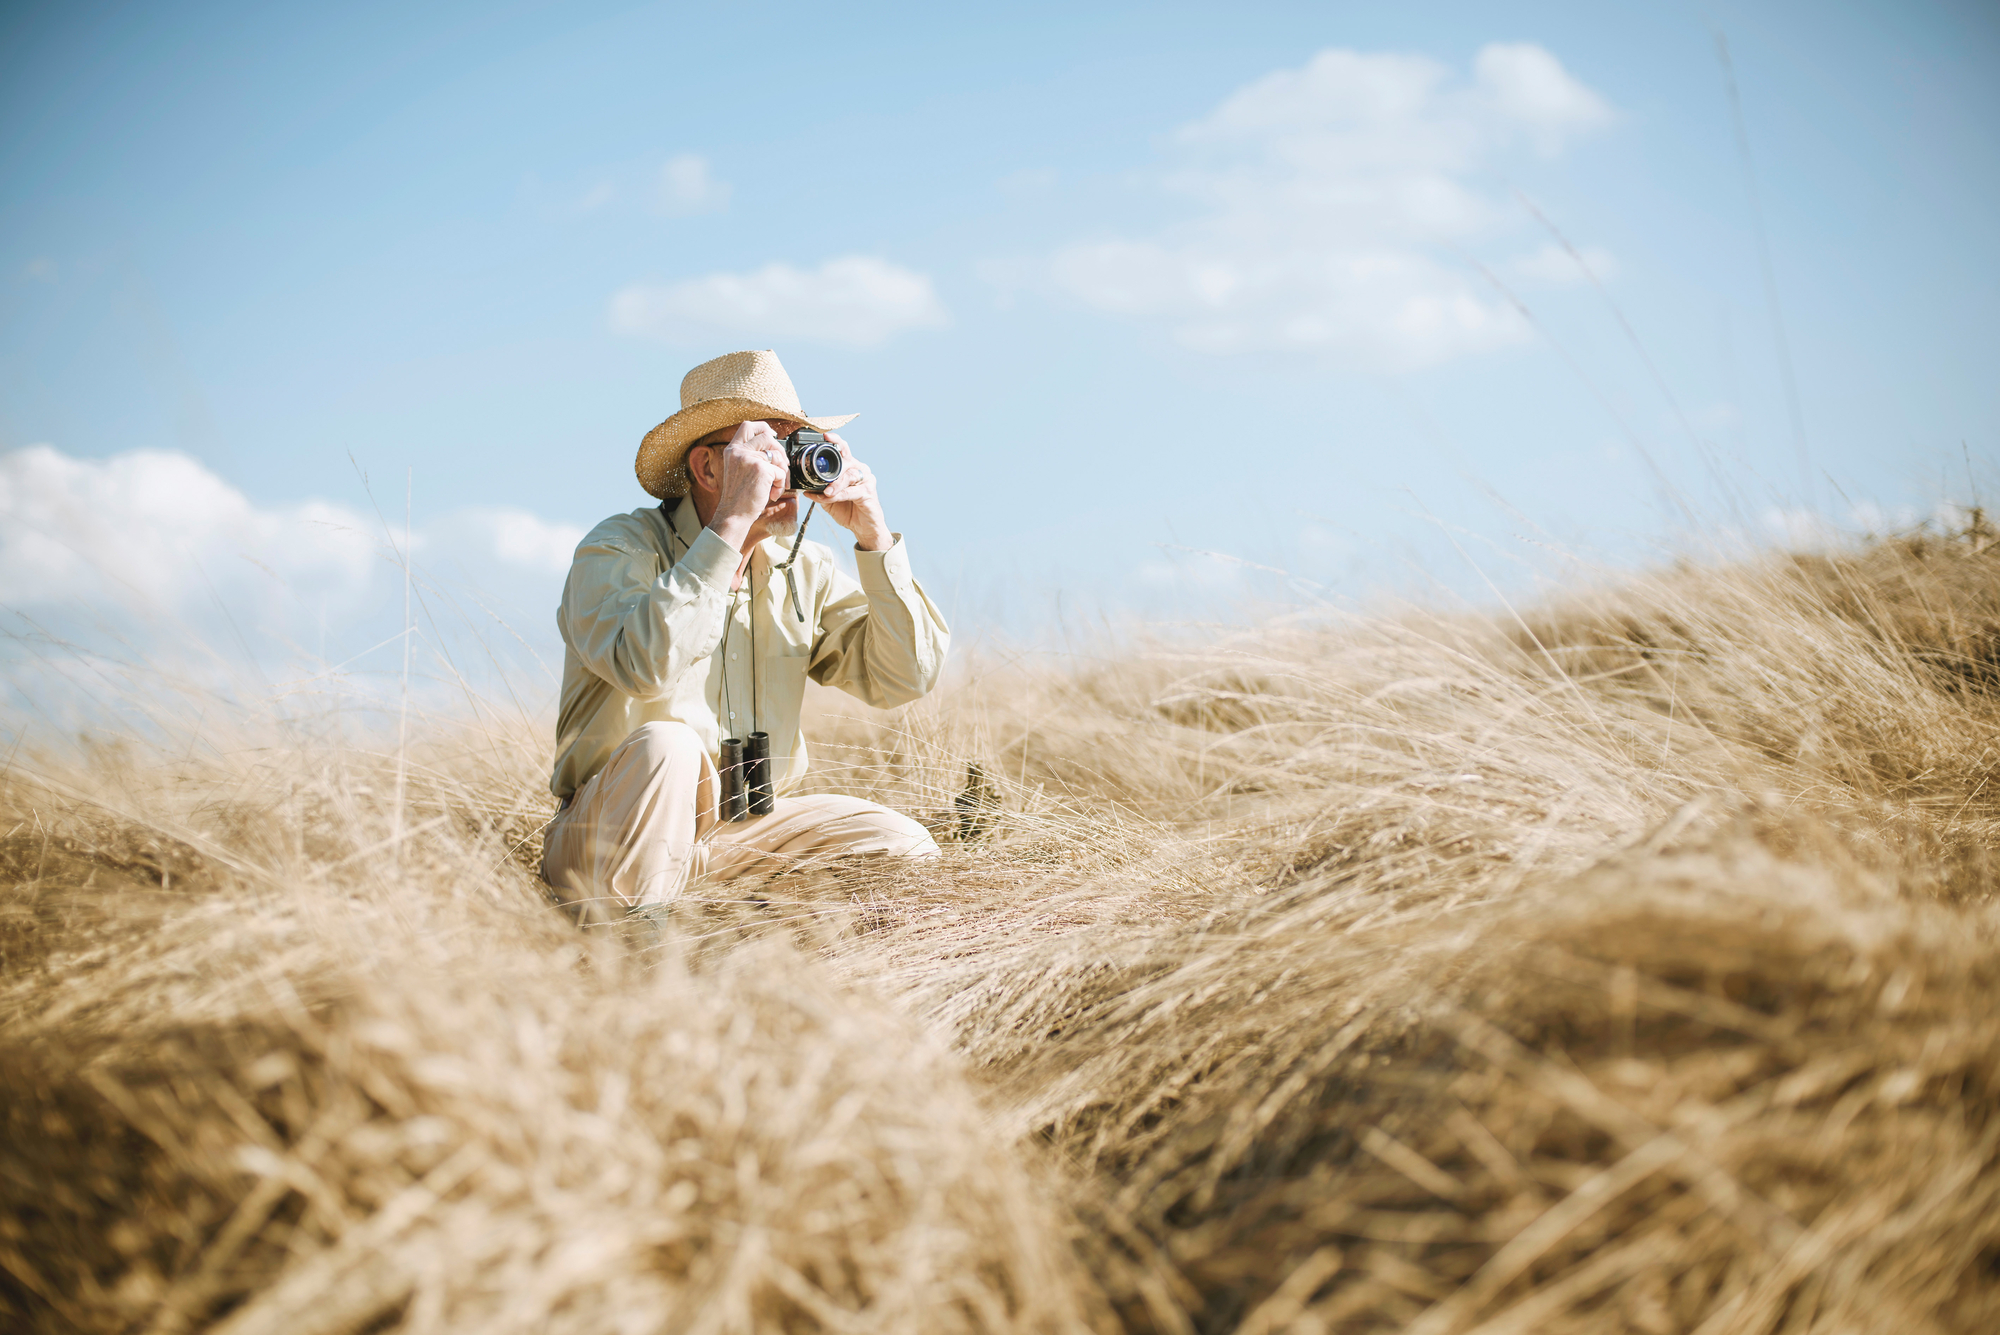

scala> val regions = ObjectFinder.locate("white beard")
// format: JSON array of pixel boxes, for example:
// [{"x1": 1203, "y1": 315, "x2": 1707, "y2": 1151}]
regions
[{"x1": 764, "y1": 514, "x2": 798, "y2": 540}]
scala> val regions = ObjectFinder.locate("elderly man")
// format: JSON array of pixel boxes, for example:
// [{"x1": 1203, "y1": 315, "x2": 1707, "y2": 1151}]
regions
[{"x1": 541, "y1": 349, "x2": 950, "y2": 923}]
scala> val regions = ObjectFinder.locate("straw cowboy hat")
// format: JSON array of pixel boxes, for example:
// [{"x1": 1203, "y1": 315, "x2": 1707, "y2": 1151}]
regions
[{"x1": 635, "y1": 349, "x2": 857, "y2": 499}]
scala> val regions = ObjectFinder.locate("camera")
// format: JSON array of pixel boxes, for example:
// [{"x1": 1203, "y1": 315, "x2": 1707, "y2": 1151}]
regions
[{"x1": 782, "y1": 428, "x2": 844, "y2": 494}]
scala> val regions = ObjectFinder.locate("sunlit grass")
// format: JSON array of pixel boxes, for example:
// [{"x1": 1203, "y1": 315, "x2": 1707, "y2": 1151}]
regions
[{"x1": 4, "y1": 515, "x2": 1999, "y2": 1333}]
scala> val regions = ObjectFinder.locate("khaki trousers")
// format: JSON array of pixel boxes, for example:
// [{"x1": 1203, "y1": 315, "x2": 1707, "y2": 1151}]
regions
[{"x1": 541, "y1": 720, "x2": 939, "y2": 923}]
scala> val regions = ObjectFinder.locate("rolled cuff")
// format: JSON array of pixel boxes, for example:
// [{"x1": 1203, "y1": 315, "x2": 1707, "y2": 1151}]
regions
[
  {"x1": 855, "y1": 534, "x2": 912, "y2": 598},
  {"x1": 679, "y1": 526, "x2": 744, "y2": 591}
]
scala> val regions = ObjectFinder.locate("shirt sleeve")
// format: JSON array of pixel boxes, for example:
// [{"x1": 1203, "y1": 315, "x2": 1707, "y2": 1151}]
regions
[
  {"x1": 559, "y1": 522, "x2": 741, "y2": 700},
  {"x1": 807, "y1": 534, "x2": 951, "y2": 707}
]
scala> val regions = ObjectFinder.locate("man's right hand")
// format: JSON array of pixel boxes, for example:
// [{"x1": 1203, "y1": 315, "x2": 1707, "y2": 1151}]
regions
[{"x1": 708, "y1": 421, "x2": 787, "y2": 552}]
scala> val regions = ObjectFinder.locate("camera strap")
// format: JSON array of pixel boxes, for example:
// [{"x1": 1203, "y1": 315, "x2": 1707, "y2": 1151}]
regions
[
  {"x1": 769, "y1": 502, "x2": 816, "y2": 623},
  {"x1": 662, "y1": 493, "x2": 814, "y2": 623}
]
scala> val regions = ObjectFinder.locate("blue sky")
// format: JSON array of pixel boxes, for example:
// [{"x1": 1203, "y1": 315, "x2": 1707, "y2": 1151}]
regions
[{"x1": 2, "y1": 0, "x2": 1996, "y2": 699}]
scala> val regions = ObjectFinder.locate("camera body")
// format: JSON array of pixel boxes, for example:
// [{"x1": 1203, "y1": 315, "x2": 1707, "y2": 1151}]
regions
[{"x1": 782, "y1": 428, "x2": 845, "y2": 494}]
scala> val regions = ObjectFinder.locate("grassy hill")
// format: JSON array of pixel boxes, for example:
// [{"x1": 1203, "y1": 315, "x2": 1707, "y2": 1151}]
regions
[{"x1": 4, "y1": 518, "x2": 1999, "y2": 1334}]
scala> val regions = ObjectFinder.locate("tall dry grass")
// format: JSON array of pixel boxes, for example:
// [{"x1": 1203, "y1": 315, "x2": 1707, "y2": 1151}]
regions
[{"x1": 4, "y1": 517, "x2": 2000, "y2": 1333}]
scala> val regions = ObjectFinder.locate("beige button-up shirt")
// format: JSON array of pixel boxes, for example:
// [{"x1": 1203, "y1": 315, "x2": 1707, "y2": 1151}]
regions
[{"x1": 551, "y1": 499, "x2": 950, "y2": 800}]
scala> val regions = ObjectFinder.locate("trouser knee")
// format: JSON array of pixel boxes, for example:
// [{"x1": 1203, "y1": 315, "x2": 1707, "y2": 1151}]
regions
[
  {"x1": 801, "y1": 794, "x2": 941, "y2": 858},
  {"x1": 621, "y1": 720, "x2": 703, "y2": 776}
]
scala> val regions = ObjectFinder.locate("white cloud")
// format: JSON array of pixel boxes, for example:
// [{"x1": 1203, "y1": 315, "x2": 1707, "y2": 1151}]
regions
[
  {"x1": 1760, "y1": 502, "x2": 1929, "y2": 550},
  {"x1": 0, "y1": 445, "x2": 377, "y2": 612},
  {"x1": 0, "y1": 446, "x2": 585, "y2": 682},
  {"x1": 23, "y1": 257, "x2": 57, "y2": 282},
  {"x1": 655, "y1": 153, "x2": 731, "y2": 217},
  {"x1": 1472, "y1": 43, "x2": 1614, "y2": 154},
  {"x1": 1761, "y1": 506, "x2": 1836, "y2": 550},
  {"x1": 609, "y1": 255, "x2": 950, "y2": 349},
  {"x1": 431, "y1": 507, "x2": 585, "y2": 576},
  {"x1": 0, "y1": 449, "x2": 604, "y2": 720},
  {"x1": 1046, "y1": 43, "x2": 1616, "y2": 371}
]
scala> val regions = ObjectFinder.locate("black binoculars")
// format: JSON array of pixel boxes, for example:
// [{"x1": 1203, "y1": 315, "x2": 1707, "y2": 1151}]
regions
[{"x1": 718, "y1": 733, "x2": 774, "y2": 821}]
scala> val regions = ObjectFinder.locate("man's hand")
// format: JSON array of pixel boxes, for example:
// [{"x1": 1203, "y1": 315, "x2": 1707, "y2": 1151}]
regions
[
  {"x1": 815, "y1": 433, "x2": 892, "y2": 552},
  {"x1": 708, "y1": 420, "x2": 788, "y2": 552}
]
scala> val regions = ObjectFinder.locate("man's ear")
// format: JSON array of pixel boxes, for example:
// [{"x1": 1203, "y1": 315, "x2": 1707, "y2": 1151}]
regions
[{"x1": 685, "y1": 444, "x2": 716, "y2": 492}]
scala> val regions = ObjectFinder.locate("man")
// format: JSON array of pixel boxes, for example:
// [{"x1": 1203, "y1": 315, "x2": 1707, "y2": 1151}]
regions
[{"x1": 541, "y1": 348, "x2": 950, "y2": 923}]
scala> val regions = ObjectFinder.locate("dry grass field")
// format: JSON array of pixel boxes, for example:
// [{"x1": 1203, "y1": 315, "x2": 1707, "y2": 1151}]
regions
[{"x1": 5, "y1": 516, "x2": 2000, "y2": 1334}]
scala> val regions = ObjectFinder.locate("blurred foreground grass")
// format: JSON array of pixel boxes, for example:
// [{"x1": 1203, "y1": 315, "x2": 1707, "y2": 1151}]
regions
[{"x1": 5, "y1": 518, "x2": 2000, "y2": 1334}]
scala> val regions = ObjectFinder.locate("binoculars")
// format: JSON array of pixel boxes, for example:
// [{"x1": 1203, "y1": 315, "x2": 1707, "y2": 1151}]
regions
[{"x1": 717, "y1": 733, "x2": 774, "y2": 821}]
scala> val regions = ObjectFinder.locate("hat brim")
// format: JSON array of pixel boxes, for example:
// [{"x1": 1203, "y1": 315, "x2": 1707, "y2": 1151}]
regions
[{"x1": 635, "y1": 397, "x2": 859, "y2": 499}]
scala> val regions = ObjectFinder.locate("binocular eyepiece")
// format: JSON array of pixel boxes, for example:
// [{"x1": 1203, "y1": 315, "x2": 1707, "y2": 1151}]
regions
[
  {"x1": 782, "y1": 428, "x2": 844, "y2": 494},
  {"x1": 717, "y1": 732, "x2": 774, "y2": 822}
]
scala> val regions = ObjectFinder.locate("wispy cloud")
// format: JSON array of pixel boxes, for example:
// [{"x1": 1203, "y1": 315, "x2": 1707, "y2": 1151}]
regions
[
  {"x1": 1043, "y1": 43, "x2": 1616, "y2": 371},
  {"x1": 654, "y1": 153, "x2": 731, "y2": 217},
  {"x1": 556, "y1": 152, "x2": 731, "y2": 217},
  {"x1": 427, "y1": 507, "x2": 584, "y2": 577},
  {"x1": 574, "y1": 180, "x2": 617, "y2": 213},
  {"x1": 609, "y1": 256, "x2": 949, "y2": 349}
]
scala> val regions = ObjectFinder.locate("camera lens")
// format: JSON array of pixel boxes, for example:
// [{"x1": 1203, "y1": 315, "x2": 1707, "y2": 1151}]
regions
[
  {"x1": 800, "y1": 443, "x2": 842, "y2": 488},
  {"x1": 785, "y1": 429, "x2": 845, "y2": 493}
]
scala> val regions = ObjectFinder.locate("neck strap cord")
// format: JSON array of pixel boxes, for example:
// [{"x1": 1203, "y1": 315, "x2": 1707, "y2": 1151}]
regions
[
  {"x1": 770, "y1": 502, "x2": 816, "y2": 623},
  {"x1": 665, "y1": 496, "x2": 814, "y2": 625}
]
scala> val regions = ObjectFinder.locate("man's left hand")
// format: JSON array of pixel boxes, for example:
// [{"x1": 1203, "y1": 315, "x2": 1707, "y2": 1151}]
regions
[{"x1": 813, "y1": 434, "x2": 892, "y2": 552}]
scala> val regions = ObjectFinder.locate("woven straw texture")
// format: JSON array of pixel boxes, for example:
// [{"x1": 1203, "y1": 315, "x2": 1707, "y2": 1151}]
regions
[{"x1": 635, "y1": 350, "x2": 857, "y2": 498}]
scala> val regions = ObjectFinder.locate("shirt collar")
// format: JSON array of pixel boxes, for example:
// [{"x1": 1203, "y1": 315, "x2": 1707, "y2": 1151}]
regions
[{"x1": 666, "y1": 496, "x2": 705, "y2": 553}]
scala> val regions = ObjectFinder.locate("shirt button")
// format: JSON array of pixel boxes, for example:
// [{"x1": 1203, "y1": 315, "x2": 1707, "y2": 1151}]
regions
[{"x1": 730, "y1": 652, "x2": 738, "y2": 660}]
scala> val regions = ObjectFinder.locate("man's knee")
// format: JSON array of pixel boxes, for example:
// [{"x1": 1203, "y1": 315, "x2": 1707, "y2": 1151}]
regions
[
  {"x1": 792, "y1": 794, "x2": 940, "y2": 859},
  {"x1": 568, "y1": 720, "x2": 704, "y2": 825},
  {"x1": 856, "y1": 800, "x2": 940, "y2": 858},
  {"x1": 619, "y1": 720, "x2": 703, "y2": 775},
  {"x1": 881, "y1": 811, "x2": 942, "y2": 858}
]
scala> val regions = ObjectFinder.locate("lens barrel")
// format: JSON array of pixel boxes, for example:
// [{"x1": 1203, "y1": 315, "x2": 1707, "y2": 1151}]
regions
[
  {"x1": 718, "y1": 737, "x2": 748, "y2": 822},
  {"x1": 783, "y1": 428, "x2": 844, "y2": 494},
  {"x1": 744, "y1": 731, "x2": 775, "y2": 816}
]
